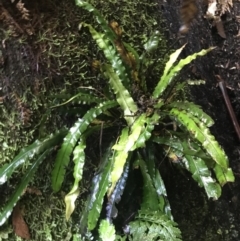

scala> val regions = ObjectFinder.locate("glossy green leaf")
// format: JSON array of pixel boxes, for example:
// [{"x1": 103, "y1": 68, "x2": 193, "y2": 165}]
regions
[
  {"x1": 143, "y1": 31, "x2": 161, "y2": 53},
  {"x1": 183, "y1": 154, "x2": 221, "y2": 199},
  {"x1": 167, "y1": 101, "x2": 214, "y2": 127},
  {"x1": 85, "y1": 144, "x2": 115, "y2": 231},
  {"x1": 83, "y1": 23, "x2": 131, "y2": 88},
  {"x1": 0, "y1": 130, "x2": 67, "y2": 185},
  {"x1": 103, "y1": 64, "x2": 138, "y2": 125},
  {"x1": 129, "y1": 210, "x2": 182, "y2": 241},
  {"x1": 138, "y1": 154, "x2": 159, "y2": 211},
  {"x1": 99, "y1": 220, "x2": 116, "y2": 241},
  {"x1": 76, "y1": 0, "x2": 116, "y2": 41},
  {"x1": 109, "y1": 114, "x2": 146, "y2": 195},
  {"x1": 51, "y1": 100, "x2": 118, "y2": 192},
  {"x1": 65, "y1": 137, "x2": 86, "y2": 221},
  {"x1": 170, "y1": 108, "x2": 229, "y2": 170},
  {"x1": 144, "y1": 145, "x2": 172, "y2": 217},
  {"x1": 106, "y1": 161, "x2": 129, "y2": 220},
  {"x1": 214, "y1": 164, "x2": 235, "y2": 186},
  {"x1": 153, "y1": 46, "x2": 214, "y2": 99},
  {"x1": 0, "y1": 149, "x2": 51, "y2": 226},
  {"x1": 132, "y1": 112, "x2": 160, "y2": 149}
]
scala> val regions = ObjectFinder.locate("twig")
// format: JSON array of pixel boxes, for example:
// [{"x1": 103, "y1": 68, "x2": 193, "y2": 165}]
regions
[{"x1": 216, "y1": 75, "x2": 240, "y2": 140}]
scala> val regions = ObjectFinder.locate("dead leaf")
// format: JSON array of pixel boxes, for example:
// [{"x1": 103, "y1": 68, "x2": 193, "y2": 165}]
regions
[{"x1": 12, "y1": 204, "x2": 31, "y2": 240}]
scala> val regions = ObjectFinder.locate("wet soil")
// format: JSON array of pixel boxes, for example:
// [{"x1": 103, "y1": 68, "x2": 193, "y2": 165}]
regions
[{"x1": 159, "y1": 1, "x2": 240, "y2": 240}]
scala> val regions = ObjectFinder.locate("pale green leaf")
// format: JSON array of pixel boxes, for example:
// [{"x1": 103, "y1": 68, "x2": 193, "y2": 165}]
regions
[
  {"x1": 65, "y1": 137, "x2": 86, "y2": 221},
  {"x1": 99, "y1": 220, "x2": 116, "y2": 241}
]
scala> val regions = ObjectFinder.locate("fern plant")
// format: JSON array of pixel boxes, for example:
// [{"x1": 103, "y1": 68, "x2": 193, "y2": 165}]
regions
[{"x1": 0, "y1": 0, "x2": 234, "y2": 240}]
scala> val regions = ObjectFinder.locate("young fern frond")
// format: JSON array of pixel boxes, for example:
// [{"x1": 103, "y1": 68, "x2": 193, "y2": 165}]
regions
[
  {"x1": 65, "y1": 136, "x2": 87, "y2": 221},
  {"x1": 0, "y1": 130, "x2": 67, "y2": 186},
  {"x1": 51, "y1": 100, "x2": 118, "y2": 192},
  {"x1": 153, "y1": 46, "x2": 215, "y2": 99},
  {"x1": 0, "y1": 149, "x2": 51, "y2": 226},
  {"x1": 99, "y1": 220, "x2": 116, "y2": 241},
  {"x1": 129, "y1": 210, "x2": 182, "y2": 241}
]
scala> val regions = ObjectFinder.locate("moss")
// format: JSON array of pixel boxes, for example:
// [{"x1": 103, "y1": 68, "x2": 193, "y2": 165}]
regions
[{"x1": 0, "y1": 0, "x2": 168, "y2": 239}]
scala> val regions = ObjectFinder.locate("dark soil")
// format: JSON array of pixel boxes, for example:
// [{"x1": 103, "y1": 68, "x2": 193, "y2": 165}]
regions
[{"x1": 159, "y1": 1, "x2": 240, "y2": 240}]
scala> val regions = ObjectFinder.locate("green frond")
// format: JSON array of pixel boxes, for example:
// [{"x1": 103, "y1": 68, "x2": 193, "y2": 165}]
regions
[
  {"x1": 106, "y1": 162, "x2": 129, "y2": 220},
  {"x1": 152, "y1": 134, "x2": 213, "y2": 162},
  {"x1": 137, "y1": 154, "x2": 161, "y2": 212},
  {"x1": 0, "y1": 129, "x2": 67, "y2": 185},
  {"x1": 144, "y1": 145, "x2": 172, "y2": 217},
  {"x1": 183, "y1": 154, "x2": 222, "y2": 199},
  {"x1": 83, "y1": 23, "x2": 131, "y2": 88},
  {"x1": 0, "y1": 149, "x2": 51, "y2": 226},
  {"x1": 76, "y1": 0, "x2": 116, "y2": 41},
  {"x1": 123, "y1": 42, "x2": 140, "y2": 71},
  {"x1": 103, "y1": 64, "x2": 138, "y2": 125},
  {"x1": 132, "y1": 112, "x2": 160, "y2": 149},
  {"x1": 51, "y1": 92, "x2": 104, "y2": 109},
  {"x1": 153, "y1": 46, "x2": 214, "y2": 99},
  {"x1": 51, "y1": 100, "x2": 118, "y2": 192},
  {"x1": 109, "y1": 114, "x2": 146, "y2": 195},
  {"x1": 99, "y1": 220, "x2": 116, "y2": 241},
  {"x1": 129, "y1": 210, "x2": 182, "y2": 241},
  {"x1": 80, "y1": 144, "x2": 115, "y2": 232},
  {"x1": 214, "y1": 164, "x2": 235, "y2": 186},
  {"x1": 65, "y1": 137, "x2": 86, "y2": 221},
  {"x1": 170, "y1": 108, "x2": 231, "y2": 172},
  {"x1": 167, "y1": 101, "x2": 214, "y2": 127},
  {"x1": 143, "y1": 31, "x2": 162, "y2": 53}
]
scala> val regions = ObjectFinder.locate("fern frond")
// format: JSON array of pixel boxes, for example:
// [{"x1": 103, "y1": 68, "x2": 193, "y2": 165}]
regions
[
  {"x1": 83, "y1": 23, "x2": 131, "y2": 88},
  {"x1": 0, "y1": 129, "x2": 67, "y2": 185},
  {"x1": 132, "y1": 112, "x2": 160, "y2": 149},
  {"x1": 214, "y1": 164, "x2": 235, "y2": 186},
  {"x1": 51, "y1": 92, "x2": 104, "y2": 108},
  {"x1": 129, "y1": 210, "x2": 182, "y2": 241},
  {"x1": 137, "y1": 154, "x2": 161, "y2": 211},
  {"x1": 51, "y1": 100, "x2": 118, "y2": 192},
  {"x1": 144, "y1": 145, "x2": 172, "y2": 217},
  {"x1": 99, "y1": 220, "x2": 116, "y2": 241},
  {"x1": 167, "y1": 101, "x2": 214, "y2": 127},
  {"x1": 65, "y1": 137, "x2": 86, "y2": 221},
  {"x1": 170, "y1": 108, "x2": 231, "y2": 172},
  {"x1": 0, "y1": 149, "x2": 51, "y2": 226},
  {"x1": 106, "y1": 162, "x2": 129, "y2": 220},
  {"x1": 109, "y1": 114, "x2": 147, "y2": 195},
  {"x1": 153, "y1": 46, "x2": 214, "y2": 99},
  {"x1": 76, "y1": 0, "x2": 116, "y2": 41},
  {"x1": 183, "y1": 154, "x2": 222, "y2": 199},
  {"x1": 103, "y1": 64, "x2": 138, "y2": 125},
  {"x1": 78, "y1": 144, "x2": 115, "y2": 232}
]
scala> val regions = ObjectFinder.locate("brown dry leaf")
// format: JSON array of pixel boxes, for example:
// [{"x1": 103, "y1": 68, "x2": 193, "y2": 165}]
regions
[
  {"x1": 26, "y1": 187, "x2": 42, "y2": 196},
  {"x1": 215, "y1": 17, "x2": 227, "y2": 38},
  {"x1": 12, "y1": 204, "x2": 31, "y2": 240}
]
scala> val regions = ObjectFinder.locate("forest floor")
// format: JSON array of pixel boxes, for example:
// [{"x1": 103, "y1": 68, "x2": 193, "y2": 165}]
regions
[{"x1": 0, "y1": 0, "x2": 240, "y2": 240}]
